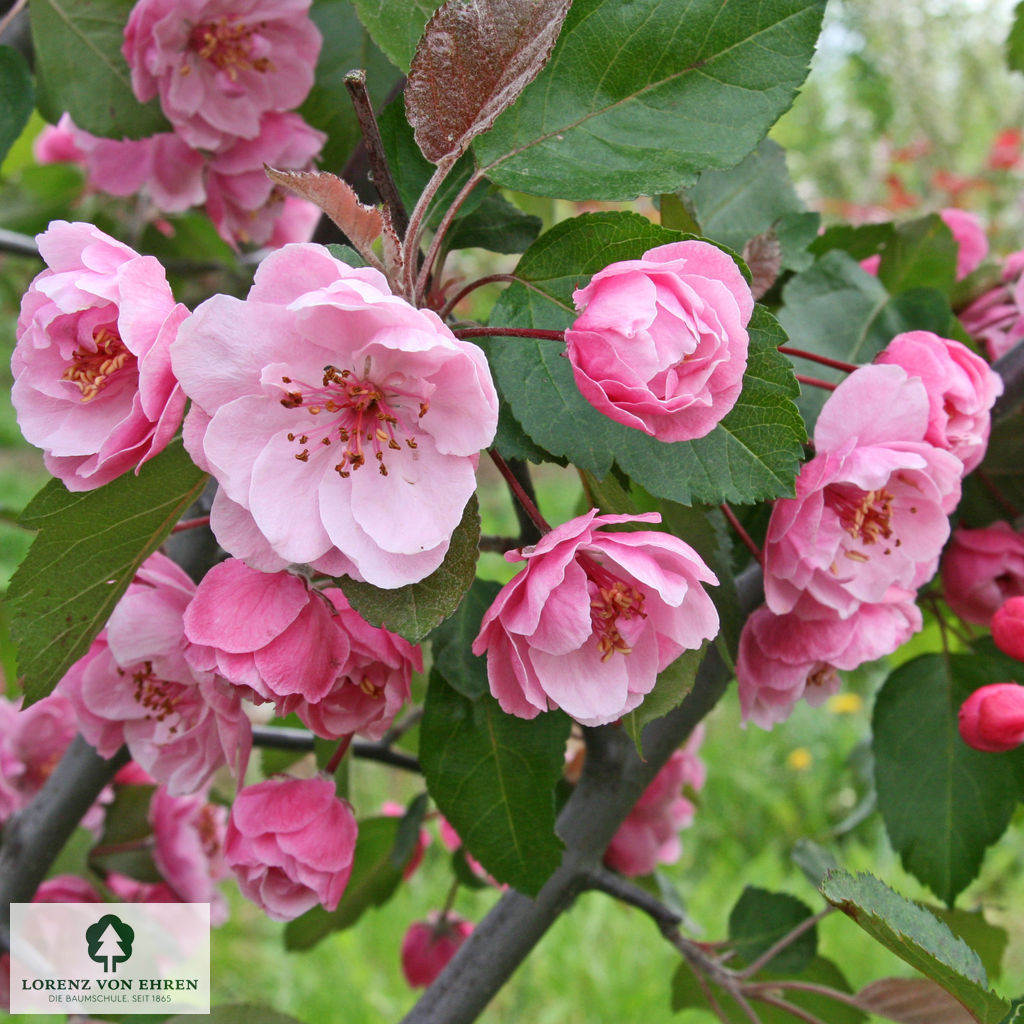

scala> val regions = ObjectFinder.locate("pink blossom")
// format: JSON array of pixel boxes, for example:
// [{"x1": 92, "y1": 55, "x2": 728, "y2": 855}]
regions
[
  {"x1": 874, "y1": 330, "x2": 1002, "y2": 473},
  {"x1": 941, "y1": 522, "x2": 1024, "y2": 624},
  {"x1": 992, "y1": 597, "x2": 1024, "y2": 662},
  {"x1": 566, "y1": 240, "x2": 752, "y2": 442},
  {"x1": 203, "y1": 112, "x2": 325, "y2": 248},
  {"x1": 736, "y1": 595, "x2": 922, "y2": 728},
  {"x1": 184, "y1": 558, "x2": 351, "y2": 705},
  {"x1": 12, "y1": 221, "x2": 188, "y2": 490},
  {"x1": 604, "y1": 728, "x2": 705, "y2": 876},
  {"x1": 149, "y1": 786, "x2": 230, "y2": 923},
  {"x1": 224, "y1": 775, "x2": 357, "y2": 921},
  {"x1": 123, "y1": 0, "x2": 322, "y2": 152},
  {"x1": 282, "y1": 587, "x2": 419, "y2": 740},
  {"x1": 171, "y1": 243, "x2": 499, "y2": 587},
  {"x1": 34, "y1": 876, "x2": 103, "y2": 903},
  {"x1": 268, "y1": 197, "x2": 322, "y2": 248},
  {"x1": 960, "y1": 250, "x2": 1024, "y2": 359},
  {"x1": 940, "y1": 208, "x2": 988, "y2": 280},
  {"x1": 764, "y1": 365, "x2": 962, "y2": 621},
  {"x1": 958, "y1": 682, "x2": 1024, "y2": 752},
  {"x1": 33, "y1": 114, "x2": 85, "y2": 165},
  {"x1": 105, "y1": 872, "x2": 181, "y2": 903},
  {"x1": 59, "y1": 552, "x2": 252, "y2": 796},
  {"x1": 472, "y1": 510, "x2": 719, "y2": 727},
  {"x1": 401, "y1": 912, "x2": 474, "y2": 987}
]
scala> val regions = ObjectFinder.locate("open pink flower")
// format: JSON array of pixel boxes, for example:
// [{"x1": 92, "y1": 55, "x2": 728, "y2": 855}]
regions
[
  {"x1": 401, "y1": 912, "x2": 474, "y2": 988},
  {"x1": 566, "y1": 240, "x2": 752, "y2": 442},
  {"x1": 940, "y1": 209, "x2": 989, "y2": 280},
  {"x1": 473, "y1": 510, "x2": 719, "y2": 727},
  {"x1": 960, "y1": 250, "x2": 1024, "y2": 360},
  {"x1": 59, "y1": 552, "x2": 251, "y2": 796},
  {"x1": 33, "y1": 113, "x2": 85, "y2": 166},
  {"x1": 123, "y1": 0, "x2": 322, "y2": 152},
  {"x1": 225, "y1": 775, "x2": 357, "y2": 921},
  {"x1": 942, "y1": 522, "x2": 1024, "y2": 625},
  {"x1": 959, "y1": 682, "x2": 1024, "y2": 752},
  {"x1": 12, "y1": 221, "x2": 188, "y2": 490},
  {"x1": 172, "y1": 243, "x2": 498, "y2": 587},
  {"x1": 764, "y1": 365, "x2": 962, "y2": 620},
  {"x1": 875, "y1": 331, "x2": 1002, "y2": 473}
]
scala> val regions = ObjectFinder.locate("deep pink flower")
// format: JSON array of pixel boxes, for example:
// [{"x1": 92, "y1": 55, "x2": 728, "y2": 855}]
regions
[
  {"x1": 401, "y1": 912, "x2": 474, "y2": 987},
  {"x1": 566, "y1": 240, "x2": 752, "y2": 442},
  {"x1": 958, "y1": 682, "x2": 1024, "y2": 752},
  {"x1": 874, "y1": 330, "x2": 1002, "y2": 474},
  {"x1": 960, "y1": 250, "x2": 1024, "y2": 360},
  {"x1": 171, "y1": 243, "x2": 499, "y2": 587},
  {"x1": 12, "y1": 221, "x2": 188, "y2": 490},
  {"x1": 33, "y1": 114, "x2": 85, "y2": 166},
  {"x1": 203, "y1": 112, "x2": 325, "y2": 248},
  {"x1": 224, "y1": 775, "x2": 357, "y2": 921},
  {"x1": 764, "y1": 365, "x2": 962, "y2": 620},
  {"x1": 604, "y1": 729, "x2": 705, "y2": 876},
  {"x1": 34, "y1": 876, "x2": 103, "y2": 903},
  {"x1": 992, "y1": 597, "x2": 1024, "y2": 662},
  {"x1": 184, "y1": 558, "x2": 351, "y2": 706},
  {"x1": 472, "y1": 510, "x2": 719, "y2": 727},
  {"x1": 59, "y1": 552, "x2": 252, "y2": 796},
  {"x1": 123, "y1": 0, "x2": 322, "y2": 152},
  {"x1": 941, "y1": 522, "x2": 1024, "y2": 625}
]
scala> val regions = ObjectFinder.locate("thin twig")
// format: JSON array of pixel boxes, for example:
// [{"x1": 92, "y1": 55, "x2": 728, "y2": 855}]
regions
[
  {"x1": 171, "y1": 515, "x2": 211, "y2": 533},
  {"x1": 747, "y1": 992, "x2": 827, "y2": 1024},
  {"x1": 795, "y1": 374, "x2": 837, "y2": 391},
  {"x1": 974, "y1": 469, "x2": 1021, "y2": 521},
  {"x1": 745, "y1": 979, "x2": 869, "y2": 1012},
  {"x1": 720, "y1": 503, "x2": 763, "y2": 565},
  {"x1": 453, "y1": 326, "x2": 566, "y2": 342},
  {"x1": 0, "y1": 0, "x2": 28, "y2": 41},
  {"x1": 778, "y1": 345, "x2": 857, "y2": 373},
  {"x1": 438, "y1": 274, "x2": 521, "y2": 320},
  {"x1": 735, "y1": 907, "x2": 833, "y2": 979},
  {"x1": 488, "y1": 449, "x2": 552, "y2": 535},
  {"x1": 250, "y1": 725, "x2": 422, "y2": 773}
]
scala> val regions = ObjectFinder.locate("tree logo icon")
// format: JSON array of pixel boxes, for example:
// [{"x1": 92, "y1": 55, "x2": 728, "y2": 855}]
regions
[{"x1": 86, "y1": 914, "x2": 135, "y2": 973}]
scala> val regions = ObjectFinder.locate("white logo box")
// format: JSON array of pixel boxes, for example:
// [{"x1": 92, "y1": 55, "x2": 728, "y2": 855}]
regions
[{"x1": 10, "y1": 902, "x2": 210, "y2": 1014}]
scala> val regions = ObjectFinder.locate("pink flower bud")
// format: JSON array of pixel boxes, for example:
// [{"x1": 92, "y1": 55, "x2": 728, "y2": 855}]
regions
[
  {"x1": 958, "y1": 682, "x2": 1024, "y2": 752},
  {"x1": 400, "y1": 912, "x2": 474, "y2": 987},
  {"x1": 992, "y1": 597, "x2": 1024, "y2": 662}
]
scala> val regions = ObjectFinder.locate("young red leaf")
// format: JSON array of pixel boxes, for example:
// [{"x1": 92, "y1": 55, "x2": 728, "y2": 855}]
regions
[
  {"x1": 855, "y1": 978, "x2": 976, "y2": 1024},
  {"x1": 406, "y1": 0, "x2": 571, "y2": 165}
]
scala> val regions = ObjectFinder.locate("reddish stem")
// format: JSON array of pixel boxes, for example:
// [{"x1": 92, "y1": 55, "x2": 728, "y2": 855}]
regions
[
  {"x1": 172, "y1": 515, "x2": 211, "y2": 533},
  {"x1": 778, "y1": 345, "x2": 858, "y2": 373},
  {"x1": 438, "y1": 275, "x2": 521, "y2": 320},
  {"x1": 720, "y1": 503, "x2": 763, "y2": 566},
  {"x1": 453, "y1": 327, "x2": 566, "y2": 342},
  {"x1": 324, "y1": 734, "x2": 353, "y2": 775},
  {"x1": 488, "y1": 449, "x2": 552, "y2": 535},
  {"x1": 796, "y1": 374, "x2": 837, "y2": 392}
]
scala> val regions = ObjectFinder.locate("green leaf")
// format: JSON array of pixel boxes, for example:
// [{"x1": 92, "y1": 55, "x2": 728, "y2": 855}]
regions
[
  {"x1": 0, "y1": 47, "x2": 34, "y2": 166},
  {"x1": 420, "y1": 669, "x2": 570, "y2": 895},
  {"x1": 351, "y1": 0, "x2": 441, "y2": 71},
  {"x1": 877, "y1": 214, "x2": 958, "y2": 298},
  {"x1": 429, "y1": 577, "x2": 501, "y2": 700},
  {"x1": 1007, "y1": 1, "x2": 1024, "y2": 74},
  {"x1": 791, "y1": 838, "x2": 840, "y2": 888},
  {"x1": 622, "y1": 648, "x2": 703, "y2": 755},
  {"x1": 29, "y1": 0, "x2": 170, "y2": 139},
  {"x1": 959, "y1": 414, "x2": 1024, "y2": 525},
  {"x1": 325, "y1": 243, "x2": 367, "y2": 269},
  {"x1": 821, "y1": 870, "x2": 1011, "y2": 1024},
  {"x1": 89, "y1": 782, "x2": 161, "y2": 881},
  {"x1": 300, "y1": 0, "x2": 402, "y2": 175},
  {"x1": 338, "y1": 495, "x2": 480, "y2": 644},
  {"x1": 999, "y1": 999, "x2": 1024, "y2": 1024},
  {"x1": 926, "y1": 905, "x2": 1009, "y2": 983},
  {"x1": 810, "y1": 221, "x2": 895, "y2": 262},
  {"x1": 474, "y1": 0, "x2": 827, "y2": 200},
  {"x1": 728, "y1": 886, "x2": 817, "y2": 974},
  {"x1": 8, "y1": 441, "x2": 207, "y2": 705},
  {"x1": 872, "y1": 650, "x2": 1024, "y2": 906},
  {"x1": 283, "y1": 811, "x2": 421, "y2": 950},
  {"x1": 445, "y1": 192, "x2": 542, "y2": 255},
  {"x1": 166, "y1": 1006, "x2": 307, "y2": 1024}
]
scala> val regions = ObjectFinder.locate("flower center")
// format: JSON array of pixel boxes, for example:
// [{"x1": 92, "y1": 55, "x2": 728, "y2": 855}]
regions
[
  {"x1": 825, "y1": 484, "x2": 905, "y2": 563},
  {"x1": 129, "y1": 661, "x2": 182, "y2": 729},
  {"x1": 185, "y1": 16, "x2": 273, "y2": 79},
  {"x1": 61, "y1": 326, "x2": 133, "y2": 402},
  {"x1": 579, "y1": 554, "x2": 647, "y2": 661},
  {"x1": 278, "y1": 363, "x2": 429, "y2": 478}
]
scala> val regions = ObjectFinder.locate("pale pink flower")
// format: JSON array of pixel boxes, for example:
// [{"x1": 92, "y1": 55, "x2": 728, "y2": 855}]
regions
[
  {"x1": 736, "y1": 595, "x2": 922, "y2": 728},
  {"x1": 224, "y1": 775, "x2": 357, "y2": 921},
  {"x1": 941, "y1": 522, "x2": 1024, "y2": 625},
  {"x1": 282, "y1": 587, "x2": 419, "y2": 740},
  {"x1": 12, "y1": 221, "x2": 188, "y2": 490},
  {"x1": 203, "y1": 112, "x2": 325, "y2": 248},
  {"x1": 604, "y1": 728, "x2": 705, "y2": 877},
  {"x1": 59, "y1": 552, "x2": 252, "y2": 796},
  {"x1": 566, "y1": 240, "x2": 752, "y2": 442},
  {"x1": 874, "y1": 330, "x2": 1002, "y2": 473},
  {"x1": 171, "y1": 243, "x2": 499, "y2": 587},
  {"x1": 993, "y1": 597, "x2": 1024, "y2": 662},
  {"x1": 33, "y1": 114, "x2": 85, "y2": 165},
  {"x1": 960, "y1": 250, "x2": 1024, "y2": 359},
  {"x1": 959, "y1": 682, "x2": 1024, "y2": 752},
  {"x1": 472, "y1": 510, "x2": 720, "y2": 727},
  {"x1": 764, "y1": 365, "x2": 962, "y2": 621},
  {"x1": 401, "y1": 912, "x2": 474, "y2": 987},
  {"x1": 123, "y1": 0, "x2": 322, "y2": 152},
  {"x1": 268, "y1": 196, "x2": 322, "y2": 248},
  {"x1": 184, "y1": 558, "x2": 351, "y2": 706}
]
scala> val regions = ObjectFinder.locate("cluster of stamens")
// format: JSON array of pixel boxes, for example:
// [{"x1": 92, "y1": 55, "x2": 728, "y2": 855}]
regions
[
  {"x1": 359, "y1": 676, "x2": 384, "y2": 699},
  {"x1": 279, "y1": 364, "x2": 428, "y2": 478},
  {"x1": 128, "y1": 661, "x2": 181, "y2": 730},
  {"x1": 829, "y1": 486, "x2": 901, "y2": 562},
  {"x1": 579, "y1": 554, "x2": 647, "y2": 662},
  {"x1": 184, "y1": 16, "x2": 273, "y2": 79},
  {"x1": 61, "y1": 326, "x2": 133, "y2": 402}
]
